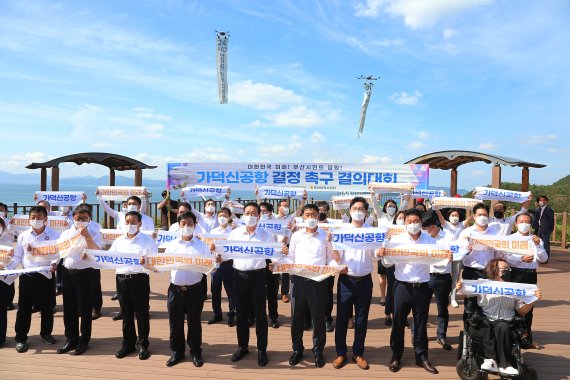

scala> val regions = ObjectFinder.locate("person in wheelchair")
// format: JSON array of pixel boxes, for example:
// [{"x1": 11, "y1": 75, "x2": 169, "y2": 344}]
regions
[{"x1": 456, "y1": 258, "x2": 542, "y2": 376}]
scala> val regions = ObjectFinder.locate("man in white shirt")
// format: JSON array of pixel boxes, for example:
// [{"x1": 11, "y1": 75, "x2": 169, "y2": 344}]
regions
[
  {"x1": 489, "y1": 198, "x2": 531, "y2": 236},
  {"x1": 211, "y1": 202, "x2": 276, "y2": 367},
  {"x1": 193, "y1": 198, "x2": 219, "y2": 233},
  {"x1": 57, "y1": 205, "x2": 104, "y2": 355},
  {"x1": 0, "y1": 218, "x2": 17, "y2": 346},
  {"x1": 504, "y1": 212, "x2": 547, "y2": 347},
  {"x1": 164, "y1": 211, "x2": 211, "y2": 368},
  {"x1": 12, "y1": 205, "x2": 60, "y2": 353},
  {"x1": 280, "y1": 203, "x2": 335, "y2": 367},
  {"x1": 98, "y1": 194, "x2": 154, "y2": 231},
  {"x1": 109, "y1": 211, "x2": 157, "y2": 361},
  {"x1": 332, "y1": 197, "x2": 377, "y2": 371},
  {"x1": 259, "y1": 201, "x2": 281, "y2": 328},
  {"x1": 379, "y1": 208, "x2": 449, "y2": 374}
]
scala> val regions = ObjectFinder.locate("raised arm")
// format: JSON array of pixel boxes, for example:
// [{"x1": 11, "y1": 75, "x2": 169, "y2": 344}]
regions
[
  {"x1": 435, "y1": 208, "x2": 447, "y2": 227},
  {"x1": 97, "y1": 194, "x2": 118, "y2": 220}
]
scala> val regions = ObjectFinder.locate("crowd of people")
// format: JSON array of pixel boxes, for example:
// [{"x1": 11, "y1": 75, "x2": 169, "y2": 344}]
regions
[{"x1": 0, "y1": 187, "x2": 554, "y2": 375}]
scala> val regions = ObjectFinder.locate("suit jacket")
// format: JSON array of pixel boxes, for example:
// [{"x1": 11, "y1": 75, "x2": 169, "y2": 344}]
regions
[{"x1": 537, "y1": 205, "x2": 555, "y2": 234}]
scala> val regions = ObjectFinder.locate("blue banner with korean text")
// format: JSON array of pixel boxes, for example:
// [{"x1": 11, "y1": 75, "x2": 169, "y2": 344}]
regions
[{"x1": 167, "y1": 163, "x2": 429, "y2": 191}]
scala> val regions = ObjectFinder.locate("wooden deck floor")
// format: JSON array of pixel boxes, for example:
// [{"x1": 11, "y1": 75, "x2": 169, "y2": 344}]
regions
[{"x1": 1, "y1": 249, "x2": 569, "y2": 380}]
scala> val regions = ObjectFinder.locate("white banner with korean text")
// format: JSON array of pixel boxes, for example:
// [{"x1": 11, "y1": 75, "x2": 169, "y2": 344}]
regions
[
  {"x1": 83, "y1": 250, "x2": 145, "y2": 270},
  {"x1": 474, "y1": 187, "x2": 531, "y2": 203},
  {"x1": 469, "y1": 233, "x2": 536, "y2": 256},
  {"x1": 272, "y1": 263, "x2": 345, "y2": 282},
  {"x1": 215, "y1": 240, "x2": 285, "y2": 260},
  {"x1": 35, "y1": 191, "x2": 84, "y2": 206},
  {"x1": 180, "y1": 185, "x2": 230, "y2": 199},
  {"x1": 458, "y1": 279, "x2": 538, "y2": 303},
  {"x1": 96, "y1": 186, "x2": 147, "y2": 202},
  {"x1": 145, "y1": 252, "x2": 216, "y2": 274},
  {"x1": 381, "y1": 242, "x2": 451, "y2": 266}
]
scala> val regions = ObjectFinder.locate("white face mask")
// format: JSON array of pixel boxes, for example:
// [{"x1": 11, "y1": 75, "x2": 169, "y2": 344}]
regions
[
  {"x1": 218, "y1": 216, "x2": 229, "y2": 226},
  {"x1": 205, "y1": 205, "x2": 215, "y2": 213},
  {"x1": 351, "y1": 211, "x2": 366, "y2": 221},
  {"x1": 475, "y1": 215, "x2": 489, "y2": 227},
  {"x1": 242, "y1": 215, "x2": 258, "y2": 227},
  {"x1": 281, "y1": 207, "x2": 289, "y2": 215},
  {"x1": 30, "y1": 219, "x2": 45, "y2": 230},
  {"x1": 181, "y1": 226, "x2": 194, "y2": 237},
  {"x1": 396, "y1": 218, "x2": 405, "y2": 225},
  {"x1": 449, "y1": 216, "x2": 459, "y2": 225},
  {"x1": 406, "y1": 223, "x2": 421, "y2": 234},
  {"x1": 305, "y1": 218, "x2": 318, "y2": 229},
  {"x1": 517, "y1": 223, "x2": 531, "y2": 234},
  {"x1": 260, "y1": 214, "x2": 269, "y2": 221},
  {"x1": 74, "y1": 221, "x2": 89, "y2": 229},
  {"x1": 386, "y1": 206, "x2": 397, "y2": 216},
  {"x1": 538, "y1": 201, "x2": 545, "y2": 207},
  {"x1": 127, "y1": 224, "x2": 139, "y2": 235},
  {"x1": 127, "y1": 205, "x2": 138, "y2": 213}
]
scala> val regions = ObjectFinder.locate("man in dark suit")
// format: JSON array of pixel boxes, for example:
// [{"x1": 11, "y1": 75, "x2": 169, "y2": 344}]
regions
[{"x1": 535, "y1": 195, "x2": 554, "y2": 262}]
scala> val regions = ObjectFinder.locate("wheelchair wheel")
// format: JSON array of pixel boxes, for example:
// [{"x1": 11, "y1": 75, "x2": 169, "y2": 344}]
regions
[
  {"x1": 457, "y1": 331, "x2": 464, "y2": 360},
  {"x1": 456, "y1": 357, "x2": 485, "y2": 380},
  {"x1": 519, "y1": 365, "x2": 537, "y2": 380}
]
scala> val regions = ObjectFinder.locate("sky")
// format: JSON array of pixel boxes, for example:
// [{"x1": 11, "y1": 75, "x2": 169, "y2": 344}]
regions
[{"x1": 0, "y1": 0, "x2": 569, "y2": 191}]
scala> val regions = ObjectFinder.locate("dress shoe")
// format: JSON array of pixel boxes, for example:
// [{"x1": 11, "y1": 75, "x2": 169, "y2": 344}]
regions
[
  {"x1": 111, "y1": 293, "x2": 118, "y2": 301},
  {"x1": 57, "y1": 341, "x2": 78, "y2": 354},
  {"x1": 289, "y1": 351, "x2": 303, "y2": 366},
  {"x1": 92, "y1": 310, "x2": 102, "y2": 320},
  {"x1": 227, "y1": 316, "x2": 236, "y2": 327},
  {"x1": 315, "y1": 351, "x2": 325, "y2": 368},
  {"x1": 113, "y1": 312, "x2": 123, "y2": 321},
  {"x1": 41, "y1": 334, "x2": 56, "y2": 345},
  {"x1": 416, "y1": 359, "x2": 439, "y2": 374},
  {"x1": 231, "y1": 347, "x2": 249, "y2": 362},
  {"x1": 73, "y1": 344, "x2": 88, "y2": 355},
  {"x1": 208, "y1": 315, "x2": 223, "y2": 325},
  {"x1": 437, "y1": 338, "x2": 452, "y2": 351},
  {"x1": 325, "y1": 320, "x2": 334, "y2": 332},
  {"x1": 332, "y1": 355, "x2": 347, "y2": 369},
  {"x1": 271, "y1": 319, "x2": 280, "y2": 328},
  {"x1": 7, "y1": 303, "x2": 15, "y2": 311},
  {"x1": 352, "y1": 355, "x2": 369, "y2": 370},
  {"x1": 388, "y1": 359, "x2": 401, "y2": 372},
  {"x1": 258, "y1": 350, "x2": 268, "y2": 367},
  {"x1": 139, "y1": 347, "x2": 151, "y2": 360},
  {"x1": 347, "y1": 317, "x2": 354, "y2": 329},
  {"x1": 192, "y1": 355, "x2": 204, "y2": 367},
  {"x1": 385, "y1": 316, "x2": 392, "y2": 326},
  {"x1": 166, "y1": 355, "x2": 184, "y2": 367},
  {"x1": 116, "y1": 347, "x2": 135, "y2": 359},
  {"x1": 16, "y1": 342, "x2": 29, "y2": 353},
  {"x1": 282, "y1": 295, "x2": 290, "y2": 303}
]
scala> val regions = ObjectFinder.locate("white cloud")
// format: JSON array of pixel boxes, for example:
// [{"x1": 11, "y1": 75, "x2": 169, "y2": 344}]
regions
[
  {"x1": 133, "y1": 107, "x2": 172, "y2": 121},
  {"x1": 231, "y1": 80, "x2": 303, "y2": 110},
  {"x1": 266, "y1": 106, "x2": 323, "y2": 128},
  {"x1": 523, "y1": 134, "x2": 558, "y2": 144},
  {"x1": 361, "y1": 154, "x2": 392, "y2": 164},
  {"x1": 406, "y1": 141, "x2": 426, "y2": 150},
  {"x1": 310, "y1": 131, "x2": 326, "y2": 144},
  {"x1": 354, "y1": 0, "x2": 383, "y2": 18},
  {"x1": 478, "y1": 142, "x2": 497, "y2": 151},
  {"x1": 5, "y1": 152, "x2": 53, "y2": 169},
  {"x1": 471, "y1": 169, "x2": 487, "y2": 177},
  {"x1": 546, "y1": 147, "x2": 570, "y2": 154},
  {"x1": 443, "y1": 28, "x2": 458, "y2": 39},
  {"x1": 370, "y1": 38, "x2": 403, "y2": 47},
  {"x1": 418, "y1": 131, "x2": 430, "y2": 139},
  {"x1": 257, "y1": 135, "x2": 303, "y2": 156},
  {"x1": 134, "y1": 149, "x2": 240, "y2": 168},
  {"x1": 389, "y1": 90, "x2": 423, "y2": 106}
]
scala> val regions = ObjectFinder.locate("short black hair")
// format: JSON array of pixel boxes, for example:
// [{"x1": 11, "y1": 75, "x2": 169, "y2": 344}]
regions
[
  {"x1": 539, "y1": 195, "x2": 549, "y2": 202},
  {"x1": 350, "y1": 196, "x2": 369, "y2": 211},
  {"x1": 178, "y1": 211, "x2": 197, "y2": 224},
  {"x1": 0, "y1": 202, "x2": 8, "y2": 212},
  {"x1": 204, "y1": 198, "x2": 215, "y2": 205},
  {"x1": 73, "y1": 205, "x2": 92, "y2": 218},
  {"x1": 301, "y1": 204, "x2": 319, "y2": 215},
  {"x1": 259, "y1": 201, "x2": 273, "y2": 213},
  {"x1": 218, "y1": 207, "x2": 232, "y2": 217},
  {"x1": 421, "y1": 210, "x2": 438, "y2": 228},
  {"x1": 125, "y1": 211, "x2": 142, "y2": 222},
  {"x1": 446, "y1": 208, "x2": 460, "y2": 219},
  {"x1": 382, "y1": 199, "x2": 398, "y2": 213},
  {"x1": 315, "y1": 200, "x2": 330, "y2": 212},
  {"x1": 515, "y1": 212, "x2": 533, "y2": 223},
  {"x1": 243, "y1": 202, "x2": 261, "y2": 214},
  {"x1": 127, "y1": 196, "x2": 142, "y2": 205},
  {"x1": 178, "y1": 202, "x2": 192, "y2": 211},
  {"x1": 404, "y1": 208, "x2": 423, "y2": 221},
  {"x1": 473, "y1": 202, "x2": 489, "y2": 214},
  {"x1": 29, "y1": 205, "x2": 48, "y2": 218}
]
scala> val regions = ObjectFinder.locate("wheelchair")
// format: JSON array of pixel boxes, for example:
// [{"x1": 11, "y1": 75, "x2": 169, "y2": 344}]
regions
[{"x1": 456, "y1": 310, "x2": 537, "y2": 380}]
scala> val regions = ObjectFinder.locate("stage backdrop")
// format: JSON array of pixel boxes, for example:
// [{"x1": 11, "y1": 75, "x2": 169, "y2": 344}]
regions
[{"x1": 167, "y1": 163, "x2": 429, "y2": 192}]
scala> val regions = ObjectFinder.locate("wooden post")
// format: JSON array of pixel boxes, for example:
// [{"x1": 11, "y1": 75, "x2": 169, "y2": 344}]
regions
[
  {"x1": 491, "y1": 164, "x2": 502, "y2": 208},
  {"x1": 521, "y1": 166, "x2": 529, "y2": 192},
  {"x1": 562, "y1": 211, "x2": 567, "y2": 249},
  {"x1": 108, "y1": 169, "x2": 116, "y2": 229},
  {"x1": 450, "y1": 167, "x2": 458, "y2": 196},
  {"x1": 40, "y1": 168, "x2": 47, "y2": 191},
  {"x1": 134, "y1": 168, "x2": 143, "y2": 186}
]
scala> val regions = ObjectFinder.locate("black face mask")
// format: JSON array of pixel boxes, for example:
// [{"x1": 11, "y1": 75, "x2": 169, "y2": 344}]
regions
[
  {"x1": 500, "y1": 267, "x2": 512, "y2": 282},
  {"x1": 318, "y1": 212, "x2": 327, "y2": 221},
  {"x1": 494, "y1": 211, "x2": 504, "y2": 219}
]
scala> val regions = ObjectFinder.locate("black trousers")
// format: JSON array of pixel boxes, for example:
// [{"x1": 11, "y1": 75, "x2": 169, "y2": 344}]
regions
[
  {"x1": 307, "y1": 275, "x2": 335, "y2": 324},
  {"x1": 167, "y1": 283, "x2": 204, "y2": 357},
  {"x1": 265, "y1": 260, "x2": 279, "y2": 321},
  {"x1": 15, "y1": 273, "x2": 54, "y2": 343},
  {"x1": 211, "y1": 261, "x2": 235, "y2": 318},
  {"x1": 538, "y1": 230, "x2": 551, "y2": 258},
  {"x1": 234, "y1": 268, "x2": 268, "y2": 351},
  {"x1": 428, "y1": 273, "x2": 452, "y2": 339},
  {"x1": 473, "y1": 318, "x2": 514, "y2": 368},
  {"x1": 92, "y1": 269, "x2": 103, "y2": 311},
  {"x1": 385, "y1": 266, "x2": 396, "y2": 315},
  {"x1": 0, "y1": 281, "x2": 10, "y2": 344},
  {"x1": 201, "y1": 274, "x2": 208, "y2": 298},
  {"x1": 117, "y1": 273, "x2": 150, "y2": 349},
  {"x1": 511, "y1": 267, "x2": 537, "y2": 341},
  {"x1": 56, "y1": 260, "x2": 64, "y2": 290},
  {"x1": 390, "y1": 280, "x2": 431, "y2": 361},
  {"x1": 291, "y1": 276, "x2": 327, "y2": 353},
  {"x1": 62, "y1": 267, "x2": 95, "y2": 345},
  {"x1": 280, "y1": 273, "x2": 290, "y2": 295},
  {"x1": 335, "y1": 274, "x2": 373, "y2": 356},
  {"x1": 462, "y1": 266, "x2": 485, "y2": 320},
  {"x1": 8, "y1": 282, "x2": 15, "y2": 305}
]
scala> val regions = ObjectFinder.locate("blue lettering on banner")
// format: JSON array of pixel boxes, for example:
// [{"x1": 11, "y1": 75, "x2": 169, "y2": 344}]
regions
[
  {"x1": 482, "y1": 189, "x2": 522, "y2": 198},
  {"x1": 332, "y1": 232, "x2": 386, "y2": 244},
  {"x1": 197, "y1": 171, "x2": 269, "y2": 185},
  {"x1": 223, "y1": 245, "x2": 275, "y2": 257},
  {"x1": 94, "y1": 255, "x2": 140, "y2": 265},
  {"x1": 470, "y1": 285, "x2": 526, "y2": 296},
  {"x1": 42, "y1": 194, "x2": 79, "y2": 202}
]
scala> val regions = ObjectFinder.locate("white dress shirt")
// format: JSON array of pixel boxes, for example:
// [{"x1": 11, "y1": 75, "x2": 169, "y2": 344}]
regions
[
  {"x1": 478, "y1": 293, "x2": 524, "y2": 321},
  {"x1": 209, "y1": 225, "x2": 232, "y2": 234},
  {"x1": 443, "y1": 222, "x2": 465, "y2": 241},
  {"x1": 387, "y1": 230, "x2": 435, "y2": 283},
  {"x1": 61, "y1": 223, "x2": 104, "y2": 270},
  {"x1": 285, "y1": 228, "x2": 334, "y2": 266},
  {"x1": 228, "y1": 225, "x2": 274, "y2": 271},
  {"x1": 98, "y1": 198, "x2": 154, "y2": 231},
  {"x1": 489, "y1": 207, "x2": 526, "y2": 236},
  {"x1": 13, "y1": 226, "x2": 61, "y2": 279},
  {"x1": 503, "y1": 231, "x2": 548, "y2": 269},
  {"x1": 336, "y1": 223, "x2": 377, "y2": 276},
  {"x1": 109, "y1": 232, "x2": 157, "y2": 275},
  {"x1": 430, "y1": 230, "x2": 452, "y2": 274},
  {"x1": 194, "y1": 211, "x2": 218, "y2": 233},
  {"x1": 164, "y1": 236, "x2": 211, "y2": 286},
  {"x1": 459, "y1": 224, "x2": 501, "y2": 269}
]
